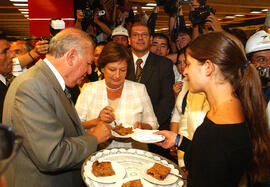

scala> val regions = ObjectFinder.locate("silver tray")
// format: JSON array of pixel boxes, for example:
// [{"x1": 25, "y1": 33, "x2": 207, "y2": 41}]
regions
[{"x1": 81, "y1": 148, "x2": 187, "y2": 187}]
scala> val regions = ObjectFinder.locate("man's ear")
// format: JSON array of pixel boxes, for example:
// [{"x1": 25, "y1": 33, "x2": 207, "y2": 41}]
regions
[
  {"x1": 203, "y1": 59, "x2": 215, "y2": 76},
  {"x1": 66, "y1": 48, "x2": 78, "y2": 66},
  {"x1": 128, "y1": 37, "x2": 131, "y2": 45}
]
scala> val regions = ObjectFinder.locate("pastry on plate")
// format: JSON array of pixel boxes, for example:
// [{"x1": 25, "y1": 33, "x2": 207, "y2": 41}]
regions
[
  {"x1": 122, "y1": 179, "x2": 143, "y2": 187},
  {"x1": 92, "y1": 160, "x2": 115, "y2": 177},
  {"x1": 112, "y1": 123, "x2": 133, "y2": 136},
  {"x1": 146, "y1": 163, "x2": 171, "y2": 181}
]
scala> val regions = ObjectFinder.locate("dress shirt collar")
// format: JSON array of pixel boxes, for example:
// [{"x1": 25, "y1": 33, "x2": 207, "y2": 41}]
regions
[
  {"x1": 132, "y1": 52, "x2": 149, "y2": 69},
  {"x1": 0, "y1": 74, "x2": 6, "y2": 85},
  {"x1": 44, "y1": 58, "x2": 66, "y2": 91}
]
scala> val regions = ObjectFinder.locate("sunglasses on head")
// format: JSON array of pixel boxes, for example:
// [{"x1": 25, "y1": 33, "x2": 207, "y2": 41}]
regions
[{"x1": 0, "y1": 124, "x2": 23, "y2": 174}]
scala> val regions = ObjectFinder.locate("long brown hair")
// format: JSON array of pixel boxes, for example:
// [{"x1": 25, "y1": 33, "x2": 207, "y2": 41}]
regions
[{"x1": 187, "y1": 31, "x2": 270, "y2": 183}]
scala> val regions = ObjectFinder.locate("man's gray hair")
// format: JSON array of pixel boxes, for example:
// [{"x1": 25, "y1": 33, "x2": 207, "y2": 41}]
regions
[{"x1": 47, "y1": 28, "x2": 93, "y2": 59}]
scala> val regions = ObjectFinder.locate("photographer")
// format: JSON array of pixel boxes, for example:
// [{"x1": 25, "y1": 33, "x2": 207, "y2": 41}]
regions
[
  {"x1": 189, "y1": 0, "x2": 223, "y2": 38},
  {"x1": 75, "y1": 6, "x2": 112, "y2": 43},
  {"x1": 246, "y1": 29, "x2": 270, "y2": 128}
]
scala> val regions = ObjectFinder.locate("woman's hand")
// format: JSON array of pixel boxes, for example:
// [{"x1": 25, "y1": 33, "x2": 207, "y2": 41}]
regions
[
  {"x1": 133, "y1": 122, "x2": 152, "y2": 130},
  {"x1": 173, "y1": 81, "x2": 183, "y2": 96},
  {"x1": 98, "y1": 106, "x2": 115, "y2": 123},
  {"x1": 154, "y1": 130, "x2": 178, "y2": 149}
]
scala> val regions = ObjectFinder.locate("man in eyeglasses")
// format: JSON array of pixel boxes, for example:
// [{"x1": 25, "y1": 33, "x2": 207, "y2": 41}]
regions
[
  {"x1": 126, "y1": 22, "x2": 175, "y2": 161},
  {"x1": 2, "y1": 28, "x2": 112, "y2": 187}
]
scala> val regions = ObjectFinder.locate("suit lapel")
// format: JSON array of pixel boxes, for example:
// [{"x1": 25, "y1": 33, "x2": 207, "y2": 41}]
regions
[
  {"x1": 140, "y1": 53, "x2": 155, "y2": 84},
  {"x1": 37, "y1": 61, "x2": 83, "y2": 135},
  {"x1": 126, "y1": 55, "x2": 136, "y2": 81}
]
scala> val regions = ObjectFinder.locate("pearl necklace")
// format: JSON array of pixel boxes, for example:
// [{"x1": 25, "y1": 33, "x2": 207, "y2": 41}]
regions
[{"x1": 106, "y1": 84, "x2": 123, "y2": 91}]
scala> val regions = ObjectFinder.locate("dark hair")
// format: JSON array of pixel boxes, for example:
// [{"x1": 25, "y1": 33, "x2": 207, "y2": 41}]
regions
[
  {"x1": 187, "y1": 31, "x2": 270, "y2": 183},
  {"x1": 177, "y1": 27, "x2": 193, "y2": 39},
  {"x1": 0, "y1": 32, "x2": 8, "y2": 41},
  {"x1": 197, "y1": 0, "x2": 207, "y2": 6},
  {"x1": 129, "y1": 22, "x2": 151, "y2": 37},
  {"x1": 98, "y1": 42, "x2": 132, "y2": 71},
  {"x1": 153, "y1": 33, "x2": 170, "y2": 47}
]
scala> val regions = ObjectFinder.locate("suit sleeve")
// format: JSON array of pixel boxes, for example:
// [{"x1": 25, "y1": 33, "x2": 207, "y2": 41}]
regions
[
  {"x1": 12, "y1": 79, "x2": 98, "y2": 172},
  {"x1": 155, "y1": 58, "x2": 175, "y2": 130}
]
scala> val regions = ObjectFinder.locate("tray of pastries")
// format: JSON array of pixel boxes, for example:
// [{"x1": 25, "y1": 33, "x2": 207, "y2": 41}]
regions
[{"x1": 81, "y1": 148, "x2": 186, "y2": 187}]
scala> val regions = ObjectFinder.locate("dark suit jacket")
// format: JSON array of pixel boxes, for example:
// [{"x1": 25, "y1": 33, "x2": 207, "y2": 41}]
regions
[
  {"x1": 0, "y1": 80, "x2": 8, "y2": 123},
  {"x1": 3, "y1": 60, "x2": 98, "y2": 187},
  {"x1": 126, "y1": 52, "x2": 175, "y2": 130}
]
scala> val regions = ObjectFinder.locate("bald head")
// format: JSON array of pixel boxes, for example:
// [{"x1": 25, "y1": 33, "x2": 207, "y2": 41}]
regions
[{"x1": 47, "y1": 28, "x2": 94, "y2": 59}]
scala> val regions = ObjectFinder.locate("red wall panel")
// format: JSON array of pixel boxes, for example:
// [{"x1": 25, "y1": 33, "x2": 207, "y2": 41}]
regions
[{"x1": 28, "y1": 0, "x2": 75, "y2": 37}]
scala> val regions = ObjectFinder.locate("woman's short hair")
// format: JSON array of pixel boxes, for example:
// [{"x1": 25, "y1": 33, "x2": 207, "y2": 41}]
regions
[{"x1": 98, "y1": 42, "x2": 132, "y2": 71}]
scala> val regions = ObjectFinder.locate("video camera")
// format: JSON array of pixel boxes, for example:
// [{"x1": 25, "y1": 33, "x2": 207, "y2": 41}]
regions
[
  {"x1": 82, "y1": 0, "x2": 105, "y2": 21},
  {"x1": 189, "y1": 5, "x2": 216, "y2": 25},
  {"x1": 256, "y1": 66, "x2": 270, "y2": 80}
]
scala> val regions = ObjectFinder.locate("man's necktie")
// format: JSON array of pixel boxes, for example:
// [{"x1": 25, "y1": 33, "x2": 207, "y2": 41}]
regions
[
  {"x1": 136, "y1": 59, "x2": 143, "y2": 82},
  {"x1": 64, "y1": 88, "x2": 72, "y2": 102}
]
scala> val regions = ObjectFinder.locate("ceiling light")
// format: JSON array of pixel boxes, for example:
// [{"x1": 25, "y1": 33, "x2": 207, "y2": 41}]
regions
[
  {"x1": 250, "y1": 11, "x2": 262, "y2": 14},
  {"x1": 10, "y1": 0, "x2": 28, "y2": 2},
  {"x1": 235, "y1": 14, "x2": 244, "y2": 17},
  {"x1": 146, "y1": 3, "x2": 157, "y2": 6},
  {"x1": 225, "y1": 16, "x2": 235, "y2": 19},
  {"x1": 141, "y1": 7, "x2": 154, "y2": 9},
  {"x1": 21, "y1": 11, "x2": 28, "y2": 14},
  {"x1": 261, "y1": 9, "x2": 269, "y2": 12},
  {"x1": 18, "y1": 8, "x2": 28, "y2": 11},
  {"x1": 13, "y1": 3, "x2": 28, "y2": 6},
  {"x1": 218, "y1": 18, "x2": 222, "y2": 21},
  {"x1": 24, "y1": 15, "x2": 29, "y2": 17}
]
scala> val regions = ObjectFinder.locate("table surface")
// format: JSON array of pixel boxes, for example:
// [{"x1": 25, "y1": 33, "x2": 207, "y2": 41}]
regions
[{"x1": 81, "y1": 148, "x2": 187, "y2": 187}]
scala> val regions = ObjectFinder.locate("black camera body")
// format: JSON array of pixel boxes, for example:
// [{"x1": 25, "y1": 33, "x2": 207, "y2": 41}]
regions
[
  {"x1": 189, "y1": 5, "x2": 216, "y2": 25},
  {"x1": 82, "y1": 0, "x2": 105, "y2": 20},
  {"x1": 256, "y1": 66, "x2": 270, "y2": 80}
]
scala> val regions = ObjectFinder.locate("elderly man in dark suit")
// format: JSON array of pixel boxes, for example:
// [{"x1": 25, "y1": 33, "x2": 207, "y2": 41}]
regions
[
  {"x1": 126, "y1": 22, "x2": 175, "y2": 160},
  {"x1": 2, "y1": 28, "x2": 112, "y2": 187}
]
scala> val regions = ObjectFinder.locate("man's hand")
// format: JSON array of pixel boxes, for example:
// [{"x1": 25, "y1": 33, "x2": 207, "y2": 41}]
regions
[
  {"x1": 87, "y1": 121, "x2": 112, "y2": 144},
  {"x1": 34, "y1": 40, "x2": 49, "y2": 55},
  {"x1": 206, "y1": 13, "x2": 223, "y2": 31}
]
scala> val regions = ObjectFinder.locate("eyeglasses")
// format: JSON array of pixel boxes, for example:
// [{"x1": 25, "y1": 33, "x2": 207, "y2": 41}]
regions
[
  {"x1": 0, "y1": 124, "x2": 23, "y2": 174},
  {"x1": 253, "y1": 56, "x2": 270, "y2": 64},
  {"x1": 131, "y1": 33, "x2": 149, "y2": 38}
]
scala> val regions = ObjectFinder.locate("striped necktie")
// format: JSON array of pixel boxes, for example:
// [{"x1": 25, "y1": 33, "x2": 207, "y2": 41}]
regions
[{"x1": 136, "y1": 59, "x2": 143, "y2": 82}]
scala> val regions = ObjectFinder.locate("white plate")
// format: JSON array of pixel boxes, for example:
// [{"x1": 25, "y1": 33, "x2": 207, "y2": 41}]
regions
[
  {"x1": 140, "y1": 163, "x2": 178, "y2": 185},
  {"x1": 113, "y1": 177, "x2": 154, "y2": 187},
  {"x1": 131, "y1": 130, "x2": 165, "y2": 143},
  {"x1": 84, "y1": 161, "x2": 126, "y2": 183}
]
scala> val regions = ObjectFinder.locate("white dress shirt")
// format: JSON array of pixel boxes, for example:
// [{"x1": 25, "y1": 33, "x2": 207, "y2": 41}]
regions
[
  {"x1": 132, "y1": 52, "x2": 149, "y2": 72},
  {"x1": 44, "y1": 58, "x2": 66, "y2": 91},
  {"x1": 0, "y1": 74, "x2": 7, "y2": 85}
]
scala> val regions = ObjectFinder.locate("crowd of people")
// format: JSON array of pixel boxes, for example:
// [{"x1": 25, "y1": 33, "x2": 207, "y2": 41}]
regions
[{"x1": 0, "y1": 0, "x2": 270, "y2": 187}]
